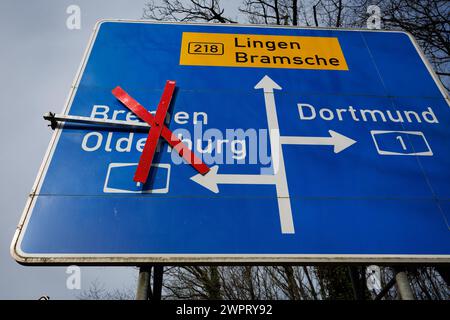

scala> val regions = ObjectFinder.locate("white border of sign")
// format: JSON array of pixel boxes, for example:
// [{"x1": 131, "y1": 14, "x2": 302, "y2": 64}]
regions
[{"x1": 11, "y1": 20, "x2": 450, "y2": 265}]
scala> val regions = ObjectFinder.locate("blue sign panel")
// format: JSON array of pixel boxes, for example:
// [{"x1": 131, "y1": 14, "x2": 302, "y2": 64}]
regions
[{"x1": 12, "y1": 21, "x2": 450, "y2": 264}]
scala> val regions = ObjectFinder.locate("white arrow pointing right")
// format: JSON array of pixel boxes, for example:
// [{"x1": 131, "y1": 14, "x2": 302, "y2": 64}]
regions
[{"x1": 280, "y1": 130, "x2": 356, "y2": 153}]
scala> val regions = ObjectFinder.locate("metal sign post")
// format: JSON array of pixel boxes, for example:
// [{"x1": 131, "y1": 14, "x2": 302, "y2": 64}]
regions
[
  {"x1": 136, "y1": 266, "x2": 152, "y2": 300},
  {"x1": 394, "y1": 268, "x2": 415, "y2": 300},
  {"x1": 136, "y1": 266, "x2": 163, "y2": 300}
]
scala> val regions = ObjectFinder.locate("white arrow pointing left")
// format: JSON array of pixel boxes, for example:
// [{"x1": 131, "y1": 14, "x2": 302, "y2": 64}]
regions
[{"x1": 190, "y1": 165, "x2": 275, "y2": 193}]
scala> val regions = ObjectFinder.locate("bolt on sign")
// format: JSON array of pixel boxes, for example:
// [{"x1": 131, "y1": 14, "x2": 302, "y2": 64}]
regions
[{"x1": 11, "y1": 21, "x2": 450, "y2": 265}]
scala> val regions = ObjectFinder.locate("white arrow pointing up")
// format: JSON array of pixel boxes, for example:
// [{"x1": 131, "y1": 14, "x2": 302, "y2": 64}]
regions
[
  {"x1": 254, "y1": 75, "x2": 295, "y2": 234},
  {"x1": 190, "y1": 165, "x2": 275, "y2": 193},
  {"x1": 254, "y1": 75, "x2": 282, "y2": 93},
  {"x1": 280, "y1": 130, "x2": 356, "y2": 153},
  {"x1": 190, "y1": 75, "x2": 356, "y2": 235}
]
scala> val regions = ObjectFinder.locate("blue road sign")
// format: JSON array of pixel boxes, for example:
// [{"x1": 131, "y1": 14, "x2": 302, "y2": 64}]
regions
[{"x1": 12, "y1": 21, "x2": 450, "y2": 264}]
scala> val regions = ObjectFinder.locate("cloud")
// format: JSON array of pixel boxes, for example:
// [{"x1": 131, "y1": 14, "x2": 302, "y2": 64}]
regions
[{"x1": 0, "y1": 0, "x2": 147, "y2": 300}]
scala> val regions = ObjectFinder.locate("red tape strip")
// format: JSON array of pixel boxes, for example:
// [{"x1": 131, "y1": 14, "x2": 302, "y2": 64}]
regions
[{"x1": 112, "y1": 84, "x2": 210, "y2": 183}]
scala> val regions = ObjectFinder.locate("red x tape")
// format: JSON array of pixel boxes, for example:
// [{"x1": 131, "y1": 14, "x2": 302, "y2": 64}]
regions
[{"x1": 112, "y1": 81, "x2": 210, "y2": 183}]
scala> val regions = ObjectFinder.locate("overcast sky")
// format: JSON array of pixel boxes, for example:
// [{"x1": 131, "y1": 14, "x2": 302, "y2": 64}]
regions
[
  {"x1": 0, "y1": 0, "x2": 241, "y2": 300},
  {"x1": 0, "y1": 0, "x2": 147, "y2": 300},
  {"x1": 0, "y1": 0, "x2": 448, "y2": 301}
]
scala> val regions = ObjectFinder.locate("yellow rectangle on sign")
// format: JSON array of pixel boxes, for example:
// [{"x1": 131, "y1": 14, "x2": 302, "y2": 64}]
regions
[{"x1": 180, "y1": 32, "x2": 348, "y2": 71}]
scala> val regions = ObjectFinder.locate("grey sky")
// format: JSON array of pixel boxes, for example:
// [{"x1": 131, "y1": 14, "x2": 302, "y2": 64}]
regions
[
  {"x1": 0, "y1": 0, "x2": 156, "y2": 300},
  {"x1": 0, "y1": 0, "x2": 243, "y2": 301}
]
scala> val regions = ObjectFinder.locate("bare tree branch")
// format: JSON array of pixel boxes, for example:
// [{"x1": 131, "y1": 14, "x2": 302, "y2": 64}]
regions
[{"x1": 143, "y1": 0, "x2": 236, "y2": 23}]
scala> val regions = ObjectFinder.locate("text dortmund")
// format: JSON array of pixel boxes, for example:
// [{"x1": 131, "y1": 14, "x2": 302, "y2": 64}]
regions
[{"x1": 298, "y1": 103, "x2": 439, "y2": 124}]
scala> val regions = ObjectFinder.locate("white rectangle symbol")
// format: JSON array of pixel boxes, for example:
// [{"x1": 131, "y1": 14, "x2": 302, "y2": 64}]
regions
[
  {"x1": 103, "y1": 163, "x2": 171, "y2": 193},
  {"x1": 371, "y1": 130, "x2": 432, "y2": 156}
]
